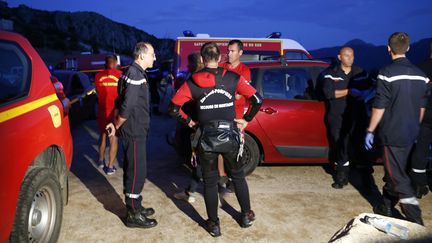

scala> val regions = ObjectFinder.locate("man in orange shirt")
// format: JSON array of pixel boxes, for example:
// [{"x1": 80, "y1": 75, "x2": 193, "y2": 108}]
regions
[
  {"x1": 95, "y1": 55, "x2": 122, "y2": 175},
  {"x1": 219, "y1": 40, "x2": 251, "y2": 190}
]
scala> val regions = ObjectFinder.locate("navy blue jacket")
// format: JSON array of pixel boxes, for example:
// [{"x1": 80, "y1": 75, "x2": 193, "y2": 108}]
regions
[
  {"x1": 374, "y1": 57, "x2": 429, "y2": 146},
  {"x1": 115, "y1": 62, "x2": 150, "y2": 138}
]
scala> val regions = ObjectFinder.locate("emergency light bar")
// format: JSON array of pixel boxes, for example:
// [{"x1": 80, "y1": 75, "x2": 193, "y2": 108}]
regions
[
  {"x1": 267, "y1": 32, "x2": 282, "y2": 39},
  {"x1": 183, "y1": 30, "x2": 195, "y2": 37}
]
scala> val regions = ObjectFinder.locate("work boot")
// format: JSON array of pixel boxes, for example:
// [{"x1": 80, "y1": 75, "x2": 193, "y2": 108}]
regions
[
  {"x1": 373, "y1": 203, "x2": 393, "y2": 217},
  {"x1": 331, "y1": 170, "x2": 349, "y2": 189},
  {"x1": 139, "y1": 206, "x2": 155, "y2": 217},
  {"x1": 374, "y1": 191, "x2": 398, "y2": 217},
  {"x1": 401, "y1": 203, "x2": 424, "y2": 226},
  {"x1": 204, "y1": 219, "x2": 221, "y2": 237},
  {"x1": 415, "y1": 185, "x2": 429, "y2": 199},
  {"x1": 410, "y1": 170, "x2": 429, "y2": 198},
  {"x1": 125, "y1": 210, "x2": 157, "y2": 228},
  {"x1": 241, "y1": 210, "x2": 256, "y2": 228}
]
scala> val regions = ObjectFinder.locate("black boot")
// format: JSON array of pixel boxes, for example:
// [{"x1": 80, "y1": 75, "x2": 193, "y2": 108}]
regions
[
  {"x1": 204, "y1": 219, "x2": 221, "y2": 237},
  {"x1": 332, "y1": 169, "x2": 349, "y2": 189},
  {"x1": 410, "y1": 170, "x2": 429, "y2": 199},
  {"x1": 400, "y1": 203, "x2": 424, "y2": 226},
  {"x1": 140, "y1": 206, "x2": 155, "y2": 217},
  {"x1": 415, "y1": 185, "x2": 429, "y2": 199},
  {"x1": 373, "y1": 190, "x2": 398, "y2": 217},
  {"x1": 241, "y1": 210, "x2": 256, "y2": 228},
  {"x1": 126, "y1": 210, "x2": 158, "y2": 228},
  {"x1": 373, "y1": 204, "x2": 393, "y2": 217}
]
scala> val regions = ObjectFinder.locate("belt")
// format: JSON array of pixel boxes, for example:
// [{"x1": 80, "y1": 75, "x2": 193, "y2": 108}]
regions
[{"x1": 201, "y1": 120, "x2": 235, "y2": 130}]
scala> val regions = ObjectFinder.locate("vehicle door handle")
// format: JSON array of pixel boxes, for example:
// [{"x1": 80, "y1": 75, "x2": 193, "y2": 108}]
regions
[{"x1": 259, "y1": 107, "x2": 277, "y2": 114}]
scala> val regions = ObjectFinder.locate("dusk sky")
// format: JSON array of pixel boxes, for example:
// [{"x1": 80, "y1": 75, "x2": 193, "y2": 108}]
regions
[{"x1": 7, "y1": 0, "x2": 432, "y2": 50}]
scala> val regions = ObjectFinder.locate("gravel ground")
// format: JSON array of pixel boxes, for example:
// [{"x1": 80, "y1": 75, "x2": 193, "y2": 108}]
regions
[{"x1": 58, "y1": 116, "x2": 432, "y2": 242}]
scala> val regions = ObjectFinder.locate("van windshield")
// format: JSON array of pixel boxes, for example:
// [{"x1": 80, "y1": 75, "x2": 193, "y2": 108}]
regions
[{"x1": 241, "y1": 51, "x2": 280, "y2": 62}]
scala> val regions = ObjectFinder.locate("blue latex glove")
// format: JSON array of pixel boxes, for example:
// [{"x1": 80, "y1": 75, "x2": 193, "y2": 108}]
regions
[
  {"x1": 365, "y1": 132, "x2": 374, "y2": 150},
  {"x1": 349, "y1": 88, "x2": 362, "y2": 97}
]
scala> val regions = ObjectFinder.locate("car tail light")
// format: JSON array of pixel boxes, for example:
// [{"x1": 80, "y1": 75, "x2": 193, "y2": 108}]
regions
[{"x1": 51, "y1": 76, "x2": 70, "y2": 116}]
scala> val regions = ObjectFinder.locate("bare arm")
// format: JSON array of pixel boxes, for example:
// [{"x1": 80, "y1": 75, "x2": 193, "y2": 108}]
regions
[
  {"x1": 113, "y1": 114, "x2": 126, "y2": 130},
  {"x1": 367, "y1": 108, "x2": 385, "y2": 132},
  {"x1": 335, "y1": 89, "x2": 349, "y2": 98},
  {"x1": 420, "y1": 108, "x2": 425, "y2": 123},
  {"x1": 106, "y1": 109, "x2": 127, "y2": 137}
]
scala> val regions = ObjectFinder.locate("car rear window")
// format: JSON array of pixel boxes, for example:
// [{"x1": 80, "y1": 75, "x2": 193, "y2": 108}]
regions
[
  {"x1": 0, "y1": 40, "x2": 31, "y2": 105},
  {"x1": 255, "y1": 66, "x2": 324, "y2": 101},
  {"x1": 284, "y1": 52, "x2": 309, "y2": 60}
]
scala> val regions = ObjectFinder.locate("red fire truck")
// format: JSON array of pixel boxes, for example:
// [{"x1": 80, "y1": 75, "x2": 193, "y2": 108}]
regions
[
  {"x1": 61, "y1": 52, "x2": 121, "y2": 73},
  {"x1": 173, "y1": 32, "x2": 312, "y2": 78}
]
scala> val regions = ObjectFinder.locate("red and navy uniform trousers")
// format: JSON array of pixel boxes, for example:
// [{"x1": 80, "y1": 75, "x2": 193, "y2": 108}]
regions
[
  {"x1": 410, "y1": 109, "x2": 432, "y2": 190},
  {"x1": 115, "y1": 63, "x2": 151, "y2": 212},
  {"x1": 122, "y1": 132, "x2": 149, "y2": 212}
]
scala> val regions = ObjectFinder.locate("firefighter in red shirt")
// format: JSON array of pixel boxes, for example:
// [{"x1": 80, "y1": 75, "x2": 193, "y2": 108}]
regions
[
  {"x1": 217, "y1": 40, "x2": 252, "y2": 189},
  {"x1": 95, "y1": 55, "x2": 122, "y2": 175},
  {"x1": 220, "y1": 39, "x2": 251, "y2": 118}
]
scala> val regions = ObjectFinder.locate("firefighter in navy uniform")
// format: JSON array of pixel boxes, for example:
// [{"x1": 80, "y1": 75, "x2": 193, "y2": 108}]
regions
[
  {"x1": 169, "y1": 42, "x2": 262, "y2": 237},
  {"x1": 322, "y1": 47, "x2": 371, "y2": 189},
  {"x1": 365, "y1": 32, "x2": 429, "y2": 225},
  {"x1": 106, "y1": 42, "x2": 157, "y2": 229},
  {"x1": 410, "y1": 41, "x2": 432, "y2": 198}
]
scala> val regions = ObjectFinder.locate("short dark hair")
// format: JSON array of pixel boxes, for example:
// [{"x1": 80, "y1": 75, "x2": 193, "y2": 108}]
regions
[
  {"x1": 339, "y1": 46, "x2": 353, "y2": 54},
  {"x1": 228, "y1": 39, "x2": 243, "y2": 51},
  {"x1": 200, "y1": 42, "x2": 220, "y2": 62},
  {"x1": 187, "y1": 52, "x2": 202, "y2": 73},
  {"x1": 388, "y1": 32, "x2": 410, "y2": 55},
  {"x1": 133, "y1": 42, "x2": 152, "y2": 59},
  {"x1": 105, "y1": 55, "x2": 117, "y2": 68},
  {"x1": 105, "y1": 55, "x2": 117, "y2": 64}
]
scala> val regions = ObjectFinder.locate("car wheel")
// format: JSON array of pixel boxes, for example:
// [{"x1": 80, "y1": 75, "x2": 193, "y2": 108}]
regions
[
  {"x1": 241, "y1": 133, "x2": 261, "y2": 176},
  {"x1": 10, "y1": 168, "x2": 63, "y2": 243}
]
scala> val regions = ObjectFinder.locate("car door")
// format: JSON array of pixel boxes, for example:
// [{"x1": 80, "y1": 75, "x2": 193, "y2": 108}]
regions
[
  {"x1": 0, "y1": 38, "x2": 37, "y2": 237},
  {"x1": 253, "y1": 66, "x2": 328, "y2": 159}
]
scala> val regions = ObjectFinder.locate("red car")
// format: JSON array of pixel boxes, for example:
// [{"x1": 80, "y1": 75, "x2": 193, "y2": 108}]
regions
[
  {"x1": 241, "y1": 60, "x2": 330, "y2": 175},
  {"x1": 0, "y1": 31, "x2": 73, "y2": 242}
]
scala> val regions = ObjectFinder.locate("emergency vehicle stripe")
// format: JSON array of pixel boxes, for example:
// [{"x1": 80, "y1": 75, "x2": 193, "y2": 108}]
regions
[
  {"x1": 99, "y1": 75, "x2": 119, "y2": 82},
  {"x1": 324, "y1": 75, "x2": 344, "y2": 81},
  {"x1": 378, "y1": 74, "x2": 430, "y2": 83},
  {"x1": 125, "y1": 77, "x2": 147, "y2": 85},
  {"x1": 0, "y1": 93, "x2": 58, "y2": 123}
]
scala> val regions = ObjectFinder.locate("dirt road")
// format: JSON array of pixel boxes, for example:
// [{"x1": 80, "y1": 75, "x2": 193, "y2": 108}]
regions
[{"x1": 58, "y1": 116, "x2": 432, "y2": 242}]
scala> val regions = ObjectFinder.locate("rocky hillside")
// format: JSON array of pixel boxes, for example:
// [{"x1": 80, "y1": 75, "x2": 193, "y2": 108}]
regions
[
  {"x1": 0, "y1": 4, "x2": 174, "y2": 64},
  {"x1": 310, "y1": 38, "x2": 432, "y2": 71},
  {"x1": 1, "y1": 3, "x2": 429, "y2": 70}
]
